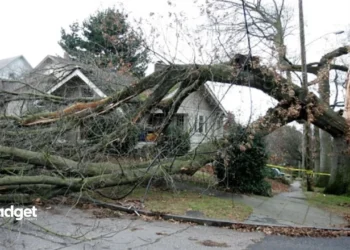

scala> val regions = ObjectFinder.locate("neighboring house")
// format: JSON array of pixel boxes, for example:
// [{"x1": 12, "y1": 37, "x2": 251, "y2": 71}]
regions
[
  {"x1": 0, "y1": 55, "x2": 33, "y2": 115},
  {"x1": 0, "y1": 55, "x2": 32, "y2": 80},
  {"x1": 3, "y1": 55, "x2": 135, "y2": 117},
  {"x1": 3, "y1": 56, "x2": 226, "y2": 149}
]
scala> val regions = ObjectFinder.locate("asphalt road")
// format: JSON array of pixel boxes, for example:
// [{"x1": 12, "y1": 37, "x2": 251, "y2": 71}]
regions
[
  {"x1": 0, "y1": 205, "x2": 263, "y2": 250},
  {"x1": 1, "y1": 205, "x2": 349, "y2": 250},
  {"x1": 248, "y1": 235, "x2": 350, "y2": 250}
]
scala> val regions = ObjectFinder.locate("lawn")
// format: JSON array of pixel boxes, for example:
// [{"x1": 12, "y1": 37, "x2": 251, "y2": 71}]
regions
[
  {"x1": 125, "y1": 187, "x2": 252, "y2": 221},
  {"x1": 304, "y1": 188, "x2": 350, "y2": 221}
]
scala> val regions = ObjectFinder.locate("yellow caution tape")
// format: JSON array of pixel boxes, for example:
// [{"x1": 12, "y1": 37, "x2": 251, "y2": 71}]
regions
[{"x1": 266, "y1": 164, "x2": 331, "y2": 176}]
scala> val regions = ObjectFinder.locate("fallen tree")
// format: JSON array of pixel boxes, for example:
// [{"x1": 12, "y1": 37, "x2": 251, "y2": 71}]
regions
[
  {"x1": 1, "y1": 49, "x2": 350, "y2": 201},
  {"x1": 0, "y1": 142, "x2": 217, "y2": 203}
]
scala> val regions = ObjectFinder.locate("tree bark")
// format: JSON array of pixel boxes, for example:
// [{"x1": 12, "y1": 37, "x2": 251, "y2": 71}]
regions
[
  {"x1": 313, "y1": 126, "x2": 320, "y2": 179},
  {"x1": 0, "y1": 142, "x2": 218, "y2": 201},
  {"x1": 326, "y1": 137, "x2": 350, "y2": 194}
]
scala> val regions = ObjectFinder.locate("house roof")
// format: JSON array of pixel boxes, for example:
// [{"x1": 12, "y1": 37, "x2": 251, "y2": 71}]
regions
[
  {"x1": 32, "y1": 55, "x2": 137, "y2": 96},
  {"x1": 0, "y1": 56, "x2": 21, "y2": 69},
  {"x1": 203, "y1": 83, "x2": 228, "y2": 116},
  {"x1": 156, "y1": 63, "x2": 227, "y2": 116},
  {"x1": 0, "y1": 55, "x2": 32, "y2": 70},
  {"x1": 162, "y1": 84, "x2": 227, "y2": 116}
]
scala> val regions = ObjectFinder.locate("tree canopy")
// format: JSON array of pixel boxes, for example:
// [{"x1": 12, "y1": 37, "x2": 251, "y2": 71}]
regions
[{"x1": 59, "y1": 7, "x2": 149, "y2": 78}]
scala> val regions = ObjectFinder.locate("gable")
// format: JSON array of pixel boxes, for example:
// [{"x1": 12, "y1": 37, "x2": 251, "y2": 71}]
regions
[
  {"x1": 46, "y1": 69, "x2": 107, "y2": 98},
  {"x1": 0, "y1": 56, "x2": 32, "y2": 80},
  {"x1": 179, "y1": 89, "x2": 213, "y2": 112},
  {"x1": 162, "y1": 85, "x2": 227, "y2": 116}
]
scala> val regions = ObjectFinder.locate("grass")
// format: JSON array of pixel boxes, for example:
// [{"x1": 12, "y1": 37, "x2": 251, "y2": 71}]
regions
[
  {"x1": 304, "y1": 188, "x2": 350, "y2": 217},
  {"x1": 126, "y1": 187, "x2": 252, "y2": 221},
  {"x1": 187, "y1": 171, "x2": 217, "y2": 185}
]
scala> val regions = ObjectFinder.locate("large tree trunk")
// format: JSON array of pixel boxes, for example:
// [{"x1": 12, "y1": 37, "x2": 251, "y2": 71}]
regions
[
  {"x1": 327, "y1": 69, "x2": 350, "y2": 193},
  {"x1": 313, "y1": 126, "x2": 320, "y2": 175},
  {"x1": 0, "y1": 142, "x2": 218, "y2": 203},
  {"x1": 317, "y1": 56, "x2": 332, "y2": 187},
  {"x1": 317, "y1": 131, "x2": 332, "y2": 186},
  {"x1": 326, "y1": 137, "x2": 350, "y2": 194}
]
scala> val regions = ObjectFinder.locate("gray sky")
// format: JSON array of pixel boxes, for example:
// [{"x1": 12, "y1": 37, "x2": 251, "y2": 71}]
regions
[{"x1": 1, "y1": 0, "x2": 349, "y2": 124}]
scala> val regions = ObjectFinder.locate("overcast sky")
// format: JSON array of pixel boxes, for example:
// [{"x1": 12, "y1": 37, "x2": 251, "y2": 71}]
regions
[{"x1": 1, "y1": 0, "x2": 349, "y2": 124}]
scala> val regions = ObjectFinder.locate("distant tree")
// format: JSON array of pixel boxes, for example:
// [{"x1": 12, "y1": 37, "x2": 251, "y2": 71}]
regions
[
  {"x1": 264, "y1": 125, "x2": 302, "y2": 167},
  {"x1": 59, "y1": 8, "x2": 149, "y2": 78}
]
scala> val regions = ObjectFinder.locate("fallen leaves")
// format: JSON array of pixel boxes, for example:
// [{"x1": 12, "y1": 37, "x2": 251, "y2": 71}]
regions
[
  {"x1": 198, "y1": 240, "x2": 230, "y2": 248},
  {"x1": 266, "y1": 178, "x2": 290, "y2": 194},
  {"x1": 156, "y1": 232, "x2": 170, "y2": 236},
  {"x1": 230, "y1": 224, "x2": 350, "y2": 238}
]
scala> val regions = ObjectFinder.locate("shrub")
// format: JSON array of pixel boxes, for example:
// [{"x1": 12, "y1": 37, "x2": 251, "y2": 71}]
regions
[{"x1": 215, "y1": 124, "x2": 271, "y2": 196}]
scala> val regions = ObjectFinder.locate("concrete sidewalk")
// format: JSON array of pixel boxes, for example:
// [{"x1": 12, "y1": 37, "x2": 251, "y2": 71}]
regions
[{"x1": 241, "y1": 181, "x2": 347, "y2": 227}]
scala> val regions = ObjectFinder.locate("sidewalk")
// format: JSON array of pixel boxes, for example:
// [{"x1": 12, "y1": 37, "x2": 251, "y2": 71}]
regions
[{"x1": 241, "y1": 181, "x2": 347, "y2": 227}]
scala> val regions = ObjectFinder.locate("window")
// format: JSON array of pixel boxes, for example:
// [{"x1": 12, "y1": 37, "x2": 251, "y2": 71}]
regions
[
  {"x1": 216, "y1": 117, "x2": 223, "y2": 135},
  {"x1": 149, "y1": 114, "x2": 164, "y2": 127},
  {"x1": 8, "y1": 73, "x2": 15, "y2": 79},
  {"x1": 82, "y1": 87, "x2": 94, "y2": 97},
  {"x1": 33, "y1": 100, "x2": 44, "y2": 107},
  {"x1": 176, "y1": 115, "x2": 185, "y2": 131},
  {"x1": 205, "y1": 116, "x2": 208, "y2": 132},
  {"x1": 197, "y1": 115, "x2": 208, "y2": 133}
]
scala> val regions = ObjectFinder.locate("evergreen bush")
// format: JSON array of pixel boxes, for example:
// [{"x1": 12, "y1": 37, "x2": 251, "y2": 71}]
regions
[{"x1": 215, "y1": 124, "x2": 271, "y2": 196}]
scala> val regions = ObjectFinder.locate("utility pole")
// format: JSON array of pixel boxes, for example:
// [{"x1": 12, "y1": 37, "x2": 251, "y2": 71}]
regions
[{"x1": 298, "y1": 0, "x2": 313, "y2": 191}]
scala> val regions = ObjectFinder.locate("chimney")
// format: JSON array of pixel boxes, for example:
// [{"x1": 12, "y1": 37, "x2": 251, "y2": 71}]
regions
[
  {"x1": 63, "y1": 52, "x2": 70, "y2": 60},
  {"x1": 154, "y1": 61, "x2": 168, "y2": 72}
]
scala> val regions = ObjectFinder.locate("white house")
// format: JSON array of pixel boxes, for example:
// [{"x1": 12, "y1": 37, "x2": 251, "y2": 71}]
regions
[
  {"x1": 138, "y1": 62, "x2": 227, "y2": 149},
  {"x1": 0, "y1": 55, "x2": 32, "y2": 80}
]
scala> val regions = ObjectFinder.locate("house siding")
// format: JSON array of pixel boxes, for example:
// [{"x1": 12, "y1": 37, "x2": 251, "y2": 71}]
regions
[
  {"x1": 176, "y1": 89, "x2": 224, "y2": 149},
  {"x1": 0, "y1": 57, "x2": 32, "y2": 80}
]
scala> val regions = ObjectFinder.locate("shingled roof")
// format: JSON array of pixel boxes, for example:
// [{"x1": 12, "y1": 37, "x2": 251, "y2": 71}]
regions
[
  {"x1": 0, "y1": 56, "x2": 21, "y2": 70},
  {"x1": 32, "y1": 55, "x2": 137, "y2": 96}
]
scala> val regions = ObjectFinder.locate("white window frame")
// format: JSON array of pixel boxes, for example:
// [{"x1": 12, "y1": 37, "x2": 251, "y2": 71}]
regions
[{"x1": 196, "y1": 115, "x2": 208, "y2": 133}]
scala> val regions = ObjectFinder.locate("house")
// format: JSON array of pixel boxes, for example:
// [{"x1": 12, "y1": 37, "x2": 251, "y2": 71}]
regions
[
  {"x1": 0, "y1": 55, "x2": 32, "y2": 80},
  {"x1": 138, "y1": 62, "x2": 227, "y2": 149},
  {"x1": 2, "y1": 55, "x2": 136, "y2": 117},
  {"x1": 3, "y1": 56, "x2": 226, "y2": 149}
]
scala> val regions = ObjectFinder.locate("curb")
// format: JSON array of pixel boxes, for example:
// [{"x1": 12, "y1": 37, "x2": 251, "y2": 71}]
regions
[{"x1": 78, "y1": 196, "x2": 350, "y2": 232}]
